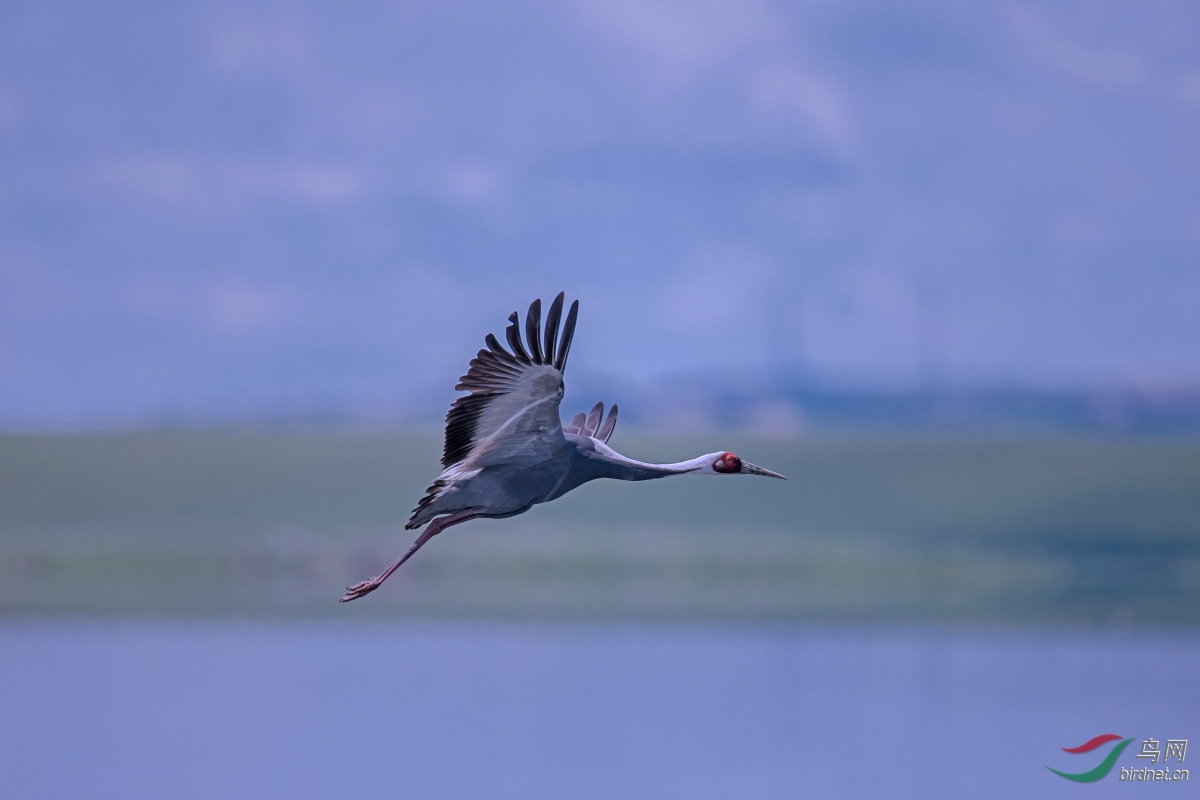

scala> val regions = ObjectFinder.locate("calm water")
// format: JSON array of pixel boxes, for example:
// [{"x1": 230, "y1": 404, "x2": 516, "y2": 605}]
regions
[{"x1": 1, "y1": 623, "x2": 1196, "y2": 799}]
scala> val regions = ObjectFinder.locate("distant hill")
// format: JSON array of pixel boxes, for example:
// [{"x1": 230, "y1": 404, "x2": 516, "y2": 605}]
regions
[{"x1": 562, "y1": 371, "x2": 1200, "y2": 435}]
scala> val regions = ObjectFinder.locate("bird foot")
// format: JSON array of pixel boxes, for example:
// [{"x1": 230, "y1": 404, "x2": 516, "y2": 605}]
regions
[{"x1": 340, "y1": 577, "x2": 382, "y2": 603}]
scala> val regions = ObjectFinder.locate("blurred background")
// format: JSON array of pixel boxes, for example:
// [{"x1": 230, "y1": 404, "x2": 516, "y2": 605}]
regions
[{"x1": 1, "y1": 1, "x2": 1198, "y2": 798}]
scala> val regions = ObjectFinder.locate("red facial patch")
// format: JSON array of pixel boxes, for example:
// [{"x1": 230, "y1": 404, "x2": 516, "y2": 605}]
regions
[{"x1": 713, "y1": 452, "x2": 741, "y2": 473}]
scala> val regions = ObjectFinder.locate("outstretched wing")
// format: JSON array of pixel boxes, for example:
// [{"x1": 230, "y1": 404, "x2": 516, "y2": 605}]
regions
[
  {"x1": 564, "y1": 400, "x2": 618, "y2": 443},
  {"x1": 441, "y1": 292, "x2": 580, "y2": 470}
]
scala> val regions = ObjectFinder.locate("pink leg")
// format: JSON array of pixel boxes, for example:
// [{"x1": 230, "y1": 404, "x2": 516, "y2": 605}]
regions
[{"x1": 339, "y1": 510, "x2": 477, "y2": 602}]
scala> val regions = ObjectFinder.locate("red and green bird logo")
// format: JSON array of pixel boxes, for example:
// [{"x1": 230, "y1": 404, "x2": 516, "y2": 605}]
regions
[{"x1": 1048, "y1": 734, "x2": 1134, "y2": 782}]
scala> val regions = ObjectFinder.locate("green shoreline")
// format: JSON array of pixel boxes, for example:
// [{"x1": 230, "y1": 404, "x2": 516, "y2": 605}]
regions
[{"x1": 3, "y1": 432, "x2": 1198, "y2": 623}]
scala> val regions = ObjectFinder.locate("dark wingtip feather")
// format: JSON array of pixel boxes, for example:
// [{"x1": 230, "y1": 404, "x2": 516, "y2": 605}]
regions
[
  {"x1": 526, "y1": 298, "x2": 544, "y2": 364},
  {"x1": 565, "y1": 411, "x2": 586, "y2": 434},
  {"x1": 484, "y1": 333, "x2": 514, "y2": 360},
  {"x1": 597, "y1": 404, "x2": 618, "y2": 443},
  {"x1": 506, "y1": 312, "x2": 531, "y2": 364},
  {"x1": 555, "y1": 300, "x2": 579, "y2": 371},
  {"x1": 544, "y1": 292, "x2": 564, "y2": 367}
]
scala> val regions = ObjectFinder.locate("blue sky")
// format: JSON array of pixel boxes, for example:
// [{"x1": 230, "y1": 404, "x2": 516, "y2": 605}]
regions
[{"x1": 2, "y1": 1, "x2": 1199, "y2": 425}]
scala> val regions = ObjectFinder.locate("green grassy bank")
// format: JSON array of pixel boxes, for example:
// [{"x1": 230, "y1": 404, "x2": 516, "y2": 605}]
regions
[{"x1": 2, "y1": 431, "x2": 1198, "y2": 625}]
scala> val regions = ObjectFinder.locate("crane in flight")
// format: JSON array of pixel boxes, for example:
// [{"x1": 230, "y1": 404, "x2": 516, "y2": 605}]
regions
[{"x1": 341, "y1": 293, "x2": 786, "y2": 602}]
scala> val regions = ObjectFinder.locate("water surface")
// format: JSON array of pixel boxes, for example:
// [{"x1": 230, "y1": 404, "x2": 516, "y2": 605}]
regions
[{"x1": 2, "y1": 622, "x2": 1196, "y2": 799}]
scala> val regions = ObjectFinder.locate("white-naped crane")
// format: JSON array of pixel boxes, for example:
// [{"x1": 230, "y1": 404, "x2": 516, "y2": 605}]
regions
[{"x1": 341, "y1": 293, "x2": 786, "y2": 602}]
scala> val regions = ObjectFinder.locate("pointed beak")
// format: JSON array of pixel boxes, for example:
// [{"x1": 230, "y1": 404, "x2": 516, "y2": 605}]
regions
[{"x1": 740, "y1": 461, "x2": 787, "y2": 480}]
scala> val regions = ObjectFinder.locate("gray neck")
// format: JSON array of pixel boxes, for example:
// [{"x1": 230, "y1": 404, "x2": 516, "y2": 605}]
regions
[{"x1": 591, "y1": 442, "x2": 716, "y2": 481}]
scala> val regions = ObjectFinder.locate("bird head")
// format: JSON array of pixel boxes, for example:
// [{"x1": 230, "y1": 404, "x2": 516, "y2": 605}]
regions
[{"x1": 706, "y1": 451, "x2": 786, "y2": 479}]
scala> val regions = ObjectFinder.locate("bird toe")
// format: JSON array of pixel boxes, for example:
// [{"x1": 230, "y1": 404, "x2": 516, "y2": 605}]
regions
[{"x1": 339, "y1": 579, "x2": 379, "y2": 602}]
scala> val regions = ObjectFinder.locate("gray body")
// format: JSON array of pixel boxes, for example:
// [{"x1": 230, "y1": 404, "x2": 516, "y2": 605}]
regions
[{"x1": 410, "y1": 433, "x2": 683, "y2": 528}]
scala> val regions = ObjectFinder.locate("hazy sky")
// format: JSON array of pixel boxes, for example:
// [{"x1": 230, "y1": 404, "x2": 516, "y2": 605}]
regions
[{"x1": 2, "y1": 1, "x2": 1199, "y2": 424}]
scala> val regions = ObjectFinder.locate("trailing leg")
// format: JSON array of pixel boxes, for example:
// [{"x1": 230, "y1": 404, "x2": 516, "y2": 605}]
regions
[{"x1": 339, "y1": 510, "x2": 477, "y2": 602}]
